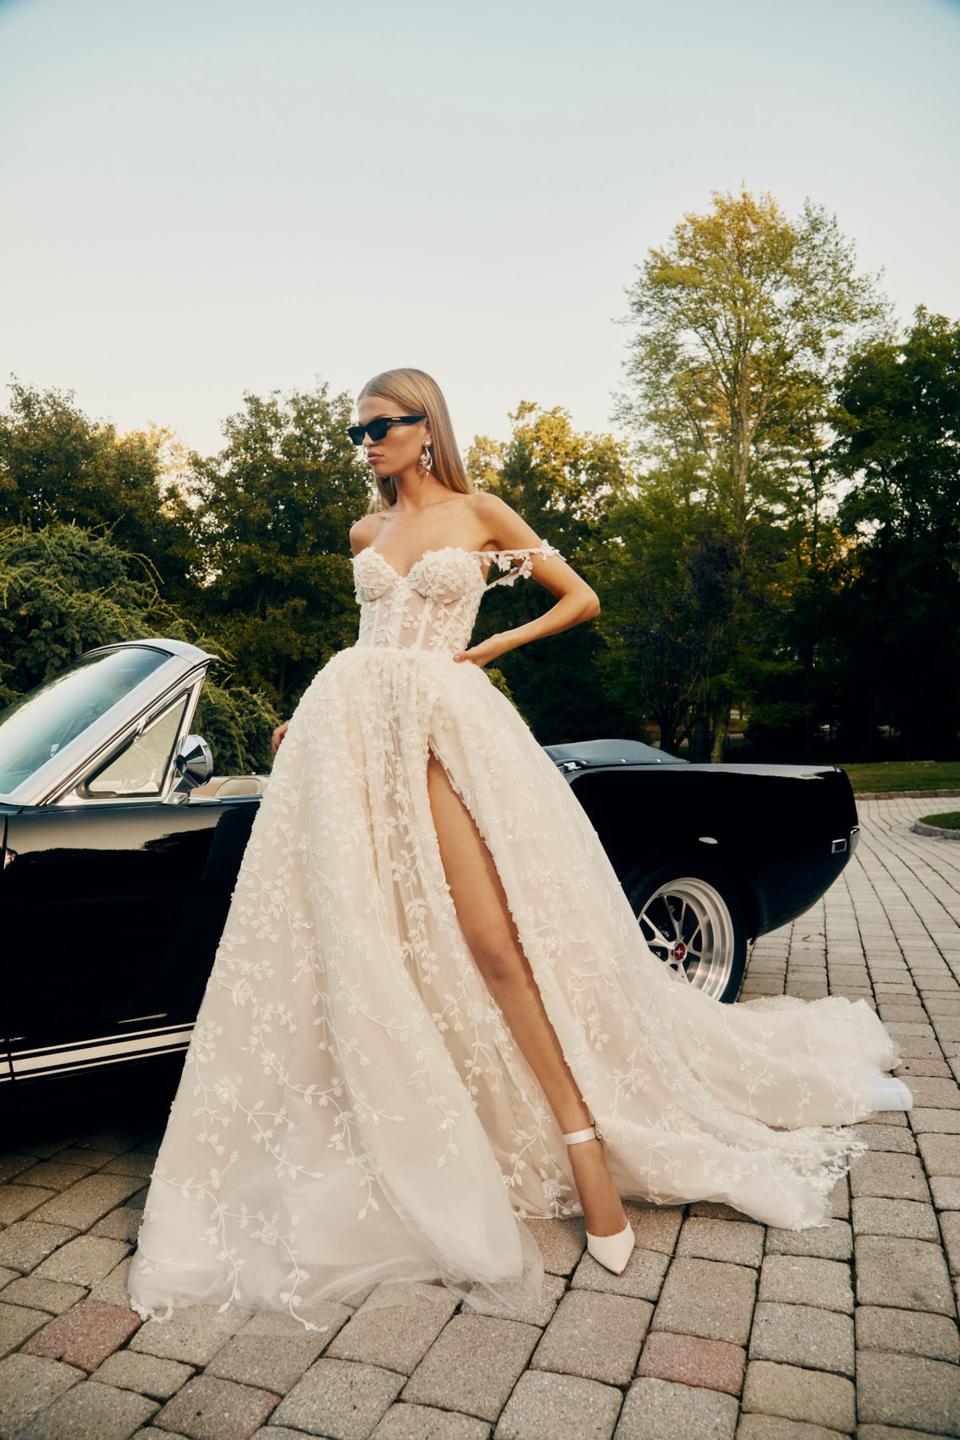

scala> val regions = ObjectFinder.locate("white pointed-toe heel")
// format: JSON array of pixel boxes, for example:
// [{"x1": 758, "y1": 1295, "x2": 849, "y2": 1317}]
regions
[{"x1": 562, "y1": 1121, "x2": 635, "y2": 1275}]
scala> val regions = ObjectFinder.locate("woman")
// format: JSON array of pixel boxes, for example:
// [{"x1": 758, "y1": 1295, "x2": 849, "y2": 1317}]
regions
[{"x1": 128, "y1": 367, "x2": 911, "y2": 1335}]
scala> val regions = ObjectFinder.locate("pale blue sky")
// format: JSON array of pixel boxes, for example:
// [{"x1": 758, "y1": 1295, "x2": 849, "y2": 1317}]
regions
[{"x1": 2, "y1": 0, "x2": 958, "y2": 460}]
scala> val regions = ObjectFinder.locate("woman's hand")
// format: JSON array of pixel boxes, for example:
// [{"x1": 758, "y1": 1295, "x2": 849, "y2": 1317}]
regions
[
  {"x1": 452, "y1": 635, "x2": 506, "y2": 668},
  {"x1": 271, "y1": 721, "x2": 290, "y2": 755}
]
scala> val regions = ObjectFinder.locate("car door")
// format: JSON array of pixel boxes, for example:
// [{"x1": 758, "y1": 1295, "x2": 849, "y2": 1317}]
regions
[{"x1": 2, "y1": 689, "x2": 258, "y2": 1084}]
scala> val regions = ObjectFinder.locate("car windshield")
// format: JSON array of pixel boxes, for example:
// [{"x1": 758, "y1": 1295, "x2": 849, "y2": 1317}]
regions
[{"x1": 0, "y1": 647, "x2": 169, "y2": 795}]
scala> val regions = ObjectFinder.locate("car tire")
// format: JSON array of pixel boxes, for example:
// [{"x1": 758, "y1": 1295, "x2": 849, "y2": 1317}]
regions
[{"x1": 624, "y1": 863, "x2": 748, "y2": 1004}]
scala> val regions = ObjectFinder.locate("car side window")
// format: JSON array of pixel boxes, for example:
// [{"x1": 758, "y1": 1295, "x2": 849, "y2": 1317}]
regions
[{"x1": 85, "y1": 694, "x2": 189, "y2": 798}]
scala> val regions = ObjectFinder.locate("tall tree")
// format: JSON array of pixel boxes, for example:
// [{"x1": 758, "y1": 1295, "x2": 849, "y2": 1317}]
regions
[
  {"x1": 466, "y1": 401, "x2": 634, "y2": 742},
  {"x1": 612, "y1": 187, "x2": 893, "y2": 756},
  {"x1": 188, "y1": 381, "x2": 370, "y2": 709},
  {"x1": 0, "y1": 379, "x2": 200, "y2": 608},
  {"x1": 830, "y1": 305, "x2": 960, "y2": 755}
]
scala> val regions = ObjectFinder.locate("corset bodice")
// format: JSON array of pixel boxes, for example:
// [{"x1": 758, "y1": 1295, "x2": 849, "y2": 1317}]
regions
[{"x1": 352, "y1": 541, "x2": 563, "y2": 654}]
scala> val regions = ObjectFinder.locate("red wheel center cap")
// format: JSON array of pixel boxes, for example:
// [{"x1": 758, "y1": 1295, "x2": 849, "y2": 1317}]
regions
[{"x1": 672, "y1": 941, "x2": 686, "y2": 961}]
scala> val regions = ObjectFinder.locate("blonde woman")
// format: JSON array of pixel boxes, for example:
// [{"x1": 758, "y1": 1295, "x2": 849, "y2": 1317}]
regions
[{"x1": 129, "y1": 368, "x2": 910, "y2": 1334}]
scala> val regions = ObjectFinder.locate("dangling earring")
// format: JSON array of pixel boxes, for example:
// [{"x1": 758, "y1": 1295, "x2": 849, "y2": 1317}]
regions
[{"x1": 419, "y1": 443, "x2": 433, "y2": 473}]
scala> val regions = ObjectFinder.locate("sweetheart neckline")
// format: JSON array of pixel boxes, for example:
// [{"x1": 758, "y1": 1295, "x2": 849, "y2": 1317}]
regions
[{"x1": 353, "y1": 544, "x2": 536, "y2": 583}]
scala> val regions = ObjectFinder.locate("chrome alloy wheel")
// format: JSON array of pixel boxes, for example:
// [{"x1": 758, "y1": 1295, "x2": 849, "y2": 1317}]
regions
[{"x1": 637, "y1": 875, "x2": 736, "y2": 999}]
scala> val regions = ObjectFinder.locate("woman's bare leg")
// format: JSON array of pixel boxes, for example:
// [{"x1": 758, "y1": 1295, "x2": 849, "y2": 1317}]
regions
[{"x1": 427, "y1": 752, "x2": 627, "y2": 1236}]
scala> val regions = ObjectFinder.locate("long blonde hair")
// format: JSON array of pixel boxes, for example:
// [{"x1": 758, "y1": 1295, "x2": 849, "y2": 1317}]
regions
[{"x1": 357, "y1": 368, "x2": 474, "y2": 513}]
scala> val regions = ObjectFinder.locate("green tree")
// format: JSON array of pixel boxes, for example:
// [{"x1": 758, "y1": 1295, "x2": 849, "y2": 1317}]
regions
[
  {"x1": 612, "y1": 187, "x2": 893, "y2": 757},
  {"x1": 466, "y1": 401, "x2": 635, "y2": 742},
  {"x1": 0, "y1": 379, "x2": 201, "y2": 609},
  {"x1": 0, "y1": 522, "x2": 281, "y2": 773},
  {"x1": 188, "y1": 381, "x2": 370, "y2": 710},
  {"x1": 829, "y1": 306, "x2": 960, "y2": 755}
]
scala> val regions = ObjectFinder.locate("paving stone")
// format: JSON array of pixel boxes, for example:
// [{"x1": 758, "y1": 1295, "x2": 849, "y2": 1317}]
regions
[
  {"x1": 918, "y1": 1132, "x2": 960, "y2": 1176},
  {"x1": 101, "y1": 1152, "x2": 158, "y2": 1179},
  {"x1": 857, "y1": 1427, "x2": 952, "y2": 1440},
  {"x1": 90, "y1": 1255, "x2": 143, "y2": 1309},
  {"x1": 91, "y1": 1207, "x2": 144, "y2": 1244},
  {"x1": 855, "y1": 1303, "x2": 960, "y2": 1361},
  {"x1": 930, "y1": 1174, "x2": 960, "y2": 1208},
  {"x1": 323, "y1": 1283, "x2": 457, "y2": 1375},
  {"x1": 939, "y1": 1209, "x2": 960, "y2": 1275},
  {"x1": 636, "y1": 1330, "x2": 744, "y2": 1395},
  {"x1": 651, "y1": 1257, "x2": 756, "y2": 1344},
  {"x1": 735, "y1": 1418, "x2": 849, "y2": 1440},
  {"x1": 763, "y1": 1220, "x2": 851, "y2": 1261},
  {"x1": 741, "y1": 1359, "x2": 855, "y2": 1431},
  {"x1": 523, "y1": 1216, "x2": 587, "y2": 1275},
  {"x1": 889, "y1": 1035, "x2": 943, "y2": 1059},
  {"x1": 0, "y1": 1301, "x2": 50, "y2": 1356},
  {"x1": 905, "y1": 1077, "x2": 960, "y2": 1109},
  {"x1": 458, "y1": 1268, "x2": 566, "y2": 1325},
  {"x1": 911, "y1": 1106, "x2": 960, "y2": 1132},
  {"x1": 48, "y1": 1147, "x2": 122, "y2": 1170},
  {"x1": 848, "y1": 1122, "x2": 917, "y2": 1153},
  {"x1": 850, "y1": 1196, "x2": 940, "y2": 1240},
  {"x1": 0, "y1": 1351, "x2": 83, "y2": 1435},
  {"x1": 848, "y1": 1152, "x2": 930, "y2": 1201},
  {"x1": 268, "y1": 1358, "x2": 404, "y2": 1438},
  {"x1": 12, "y1": 1160, "x2": 91, "y2": 1191},
  {"x1": 757, "y1": 1256, "x2": 852, "y2": 1314},
  {"x1": 90, "y1": 1347, "x2": 195, "y2": 1399},
  {"x1": 676, "y1": 1218, "x2": 764, "y2": 1267},
  {"x1": 29, "y1": 1173, "x2": 145, "y2": 1228},
  {"x1": 14, "y1": 1379, "x2": 158, "y2": 1439},
  {"x1": 688, "y1": 1200, "x2": 759, "y2": 1224},
  {"x1": 400, "y1": 1314, "x2": 540, "y2": 1421},
  {"x1": 748, "y1": 1301, "x2": 854, "y2": 1376},
  {"x1": 878, "y1": 1004, "x2": 926, "y2": 1024},
  {"x1": 570, "y1": 1244, "x2": 670, "y2": 1302},
  {"x1": 894, "y1": 1057, "x2": 952, "y2": 1077},
  {"x1": 0, "y1": 1221, "x2": 75, "y2": 1273},
  {"x1": 152, "y1": 1373, "x2": 279, "y2": 1438},
  {"x1": 202, "y1": 1305, "x2": 346, "y2": 1392},
  {"x1": 857, "y1": 1350, "x2": 960, "y2": 1432},
  {"x1": 132, "y1": 1428, "x2": 191, "y2": 1440},
  {"x1": 371, "y1": 1404, "x2": 491, "y2": 1439},
  {"x1": 530, "y1": 1289, "x2": 651, "y2": 1384},
  {"x1": 493, "y1": 1369, "x2": 622, "y2": 1440},
  {"x1": 0, "y1": 1185, "x2": 58, "y2": 1224},
  {"x1": 627, "y1": 1203, "x2": 685, "y2": 1255},
  {"x1": 854, "y1": 1234, "x2": 956, "y2": 1315},
  {"x1": 826, "y1": 1179, "x2": 850, "y2": 1220},
  {"x1": 21, "y1": 1298, "x2": 140, "y2": 1371},
  {"x1": 0, "y1": 1274, "x2": 87, "y2": 1314},
  {"x1": 128, "y1": 1300, "x2": 250, "y2": 1366},
  {"x1": 34, "y1": 1233, "x2": 130, "y2": 1286},
  {"x1": 615, "y1": 1375, "x2": 738, "y2": 1439}
]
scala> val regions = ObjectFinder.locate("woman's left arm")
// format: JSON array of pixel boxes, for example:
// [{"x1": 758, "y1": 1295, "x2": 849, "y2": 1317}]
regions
[{"x1": 453, "y1": 494, "x2": 600, "y2": 667}]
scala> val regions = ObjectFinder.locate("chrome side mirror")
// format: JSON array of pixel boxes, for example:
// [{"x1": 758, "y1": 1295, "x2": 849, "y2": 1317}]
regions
[{"x1": 172, "y1": 734, "x2": 214, "y2": 792}]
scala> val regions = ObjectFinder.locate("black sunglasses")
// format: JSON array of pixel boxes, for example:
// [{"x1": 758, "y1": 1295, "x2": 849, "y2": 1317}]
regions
[{"x1": 347, "y1": 413, "x2": 427, "y2": 446}]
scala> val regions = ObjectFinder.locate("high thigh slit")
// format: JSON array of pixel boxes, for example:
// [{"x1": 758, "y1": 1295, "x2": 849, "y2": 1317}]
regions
[{"x1": 127, "y1": 539, "x2": 911, "y2": 1333}]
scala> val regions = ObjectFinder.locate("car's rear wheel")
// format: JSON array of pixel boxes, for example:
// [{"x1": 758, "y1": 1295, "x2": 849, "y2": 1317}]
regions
[{"x1": 626, "y1": 866, "x2": 747, "y2": 1003}]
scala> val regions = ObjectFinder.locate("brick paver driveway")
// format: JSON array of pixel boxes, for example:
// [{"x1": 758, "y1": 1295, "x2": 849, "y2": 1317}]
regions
[{"x1": 1, "y1": 795, "x2": 959, "y2": 1439}]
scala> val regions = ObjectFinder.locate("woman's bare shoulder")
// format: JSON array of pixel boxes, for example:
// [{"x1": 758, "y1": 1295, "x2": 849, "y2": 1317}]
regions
[{"x1": 349, "y1": 512, "x2": 387, "y2": 556}]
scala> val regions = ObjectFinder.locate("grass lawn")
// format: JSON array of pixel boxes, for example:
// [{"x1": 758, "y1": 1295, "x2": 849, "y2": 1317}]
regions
[
  {"x1": 837, "y1": 760, "x2": 960, "y2": 792},
  {"x1": 915, "y1": 812, "x2": 960, "y2": 835}
]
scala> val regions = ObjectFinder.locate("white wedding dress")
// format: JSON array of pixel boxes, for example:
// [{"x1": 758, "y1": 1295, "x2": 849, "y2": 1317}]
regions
[{"x1": 127, "y1": 539, "x2": 911, "y2": 1334}]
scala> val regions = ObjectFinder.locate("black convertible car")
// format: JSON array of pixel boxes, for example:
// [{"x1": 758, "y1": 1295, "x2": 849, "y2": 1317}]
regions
[{"x1": 0, "y1": 638, "x2": 859, "y2": 1091}]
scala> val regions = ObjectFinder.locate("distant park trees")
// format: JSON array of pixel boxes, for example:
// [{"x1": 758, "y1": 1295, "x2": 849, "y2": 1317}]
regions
[{"x1": 1, "y1": 188, "x2": 957, "y2": 763}]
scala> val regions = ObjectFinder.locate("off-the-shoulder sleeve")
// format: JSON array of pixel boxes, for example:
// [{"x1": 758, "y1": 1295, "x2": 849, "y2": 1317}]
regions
[{"x1": 483, "y1": 540, "x2": 564, "y2": 588}]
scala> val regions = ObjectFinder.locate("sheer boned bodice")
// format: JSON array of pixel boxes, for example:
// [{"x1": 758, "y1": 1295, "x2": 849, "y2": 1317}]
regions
[{"x1": 352, "y1": 541, "x2": 563, "y2": 654}]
